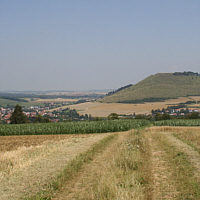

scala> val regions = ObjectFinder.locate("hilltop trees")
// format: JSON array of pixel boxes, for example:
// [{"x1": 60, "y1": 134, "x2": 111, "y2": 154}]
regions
[{"x1": 10, "y1": 104, "x2": 27, "y2": 124}]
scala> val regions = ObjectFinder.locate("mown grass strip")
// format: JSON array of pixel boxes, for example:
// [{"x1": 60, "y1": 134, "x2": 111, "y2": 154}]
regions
[
  {"x1": 173, "y1": 133, "x2": 200, "y2": 154},
  {"x1": 153, "y1": 133, "x2": 200, "y2": 199},
  {"x1": 65, "y1": 129, "x2": 151, "y2": 200},
  {"x1": 87, "y1": 130, "x2": 146, "y2": 199},
  {"x1": 24, "y1": 134, "x2": 117, "y2": 200}
]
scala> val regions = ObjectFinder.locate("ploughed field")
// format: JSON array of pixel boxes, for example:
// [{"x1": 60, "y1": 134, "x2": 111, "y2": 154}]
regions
[{"x1": 0, "y1": 122, "x2": 200, "y2": 199}]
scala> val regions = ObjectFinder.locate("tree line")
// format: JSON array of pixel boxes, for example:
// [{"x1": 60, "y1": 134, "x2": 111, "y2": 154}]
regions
[{"x1": 173, "y1": 71, "x2": 199, "y2": 76}]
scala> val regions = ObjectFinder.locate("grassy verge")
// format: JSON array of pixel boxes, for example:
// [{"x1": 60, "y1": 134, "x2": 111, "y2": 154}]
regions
[{"x1": 24, "y1": 134, "x2": 117, "y2": 200}]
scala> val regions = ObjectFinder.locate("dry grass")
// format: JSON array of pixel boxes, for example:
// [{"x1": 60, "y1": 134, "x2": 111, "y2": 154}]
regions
[
  {"x1": 0, "y1": 133, "x2": 111, "y2": 200},
  {"x1": 0, "y1": 134, "x2": 92, "y2": 152},
  {"x1": 144, "y1": 127, "x2": 200, "y2": 199},
  {"x1": 146, "y1": 126, "x2": 200, "y2": 152},
  {"x1": 1, "y1": 126, "x2": 199, "y2": 199},
  {"x1": 53, "y1": 130, "x2": 147, "y2": 200}
]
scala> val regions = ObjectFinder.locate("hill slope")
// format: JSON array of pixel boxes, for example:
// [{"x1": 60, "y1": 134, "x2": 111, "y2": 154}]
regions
[{"x1": 100, "y1": 73, "x2": 200, "y2": 103}]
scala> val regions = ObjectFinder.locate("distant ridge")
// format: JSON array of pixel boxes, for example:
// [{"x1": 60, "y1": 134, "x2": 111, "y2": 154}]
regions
[{"x1": 100, "y1": 72, "x2": 200, "y2": 103}]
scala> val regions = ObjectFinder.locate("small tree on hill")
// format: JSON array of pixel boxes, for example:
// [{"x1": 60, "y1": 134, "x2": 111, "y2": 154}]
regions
[{"x1": 10, "y1": 104, "x2": 27, "y2": 124}]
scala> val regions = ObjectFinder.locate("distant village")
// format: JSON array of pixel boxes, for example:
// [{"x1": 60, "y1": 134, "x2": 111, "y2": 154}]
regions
[
  {"x1": 1, "y1": 100, "x2": 200, "y2": 124},
  {"x1": 151, "y1": 108, "x2": 200, "y2": 116},
  {"x1": 0, "y1": 102, "x2": 91, "y2": 124}
]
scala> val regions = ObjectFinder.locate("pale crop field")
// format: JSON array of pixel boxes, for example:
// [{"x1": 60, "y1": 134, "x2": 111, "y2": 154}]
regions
[
  {"x1": 190, "y1": 96, "x2": 200, "y2": 102},
  {"x1": 34, "y1": 98, "x2": 78, "y2": 103},
  {"x1": 65, "y1": 96, "x2": 195, "y2": 117},
  {"x1": 0, "y1": 126, "x2": 199, "y2": 200}
]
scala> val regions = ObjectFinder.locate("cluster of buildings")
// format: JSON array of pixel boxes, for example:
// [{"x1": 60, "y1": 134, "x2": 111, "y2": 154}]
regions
[
  {"x1": 0, "y1": 107, "x2": 13, "y2": 123},
  {"x1": 150, "y1": 107, "x2": 200, "y2": 117},
  {"x1": 0, "y1": 103, "x2": 63, "y2": 124}
]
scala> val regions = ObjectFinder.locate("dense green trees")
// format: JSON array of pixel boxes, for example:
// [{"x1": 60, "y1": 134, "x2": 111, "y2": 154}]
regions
[
  {"x1": 186, "y1": 112, "x2": 199, "y2": 119},
  {"x1": 34, "y1": 114, "x2": 50, "y2": 123},
  {"x1": 108, "y1": 113, "x2": 119, "y2": 120},
  {"x1": 10, "y1": 104, "x2": 27, "y2": 124}
]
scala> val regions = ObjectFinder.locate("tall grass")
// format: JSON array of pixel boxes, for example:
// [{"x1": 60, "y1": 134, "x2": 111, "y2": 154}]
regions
[{"x1": 0, "y1": 120, "x2": 150, "y2": 136}]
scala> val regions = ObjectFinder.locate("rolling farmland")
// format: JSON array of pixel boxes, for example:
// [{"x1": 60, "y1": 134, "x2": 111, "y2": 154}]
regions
[
  {"x1": 0, "y1": 121, "x2": 199, "y2": 199},
  {"x1": 65, "y1": 96, "x2": 198, "y2": 117}
]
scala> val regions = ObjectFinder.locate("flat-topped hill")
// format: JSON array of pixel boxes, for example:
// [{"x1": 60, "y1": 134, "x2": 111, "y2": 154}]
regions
[{"x1": 100, "y1": 72, "x2": 200, "y2": 103}]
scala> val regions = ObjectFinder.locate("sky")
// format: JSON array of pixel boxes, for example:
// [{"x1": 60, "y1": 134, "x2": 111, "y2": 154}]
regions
[{"x1": 0, "y1": 0, "x2": 200, "y2": 91}]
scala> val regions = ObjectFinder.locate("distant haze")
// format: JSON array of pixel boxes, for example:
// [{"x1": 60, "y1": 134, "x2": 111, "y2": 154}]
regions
[{"x1": 0, "y1": 0, "x2": 199, "y2": 91}]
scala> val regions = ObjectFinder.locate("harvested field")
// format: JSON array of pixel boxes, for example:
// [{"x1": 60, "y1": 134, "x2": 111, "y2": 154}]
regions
[
  {"x1": 53, "y1": 127, "x2": 200, "y2": 199},
  {"x1": 190, "y1": 96, "x2": 200, "y2": 102},
  {"x1": 0, "y1": 133, "x2": 114, "y2": 200},
  {"x1": 0, "y1": 134, "x2": 94, "y2": 152},
  {"x1": 64, "y1": 96, "x2": 195, "y2": 117},
  {"x1": 34, "y1": 98, "x2": 78, "y2": 103},
  {"x1": 1, "y1": 126, "x2": 199, "y2": 199}
]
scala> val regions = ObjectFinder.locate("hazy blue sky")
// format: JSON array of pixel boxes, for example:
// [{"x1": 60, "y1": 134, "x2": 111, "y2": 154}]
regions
[{"x1": 0, "y1": 0, "x2": 200, "y2": 91}]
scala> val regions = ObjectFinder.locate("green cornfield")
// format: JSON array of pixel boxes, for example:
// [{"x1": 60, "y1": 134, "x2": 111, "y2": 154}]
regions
[
  {"x1": 154, "y1": 119, "x2": 200, "y2": 126},
  {"x1": 0, "y1": 120, "x2": 150, "y2": 136},
  {"x1": 1, "y1": 119, "x2": 199, "y2": 136}
]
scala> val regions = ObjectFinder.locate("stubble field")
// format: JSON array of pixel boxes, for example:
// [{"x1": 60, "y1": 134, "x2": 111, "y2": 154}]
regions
[
  {"x1": 66, "y1": 96, "x2": 196, "y2": 117},
  {"x1": 0, "y1": 126, "x2": 199, "y2": 199}
]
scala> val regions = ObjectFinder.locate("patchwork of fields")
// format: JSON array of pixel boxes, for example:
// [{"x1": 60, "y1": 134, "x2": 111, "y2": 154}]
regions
[
  {"x1": 0, "y1": 125, "x2": 199, "y2": 199},
  {"x1": 65, "y1": 96, "x2": 199, "y2": 117}
]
